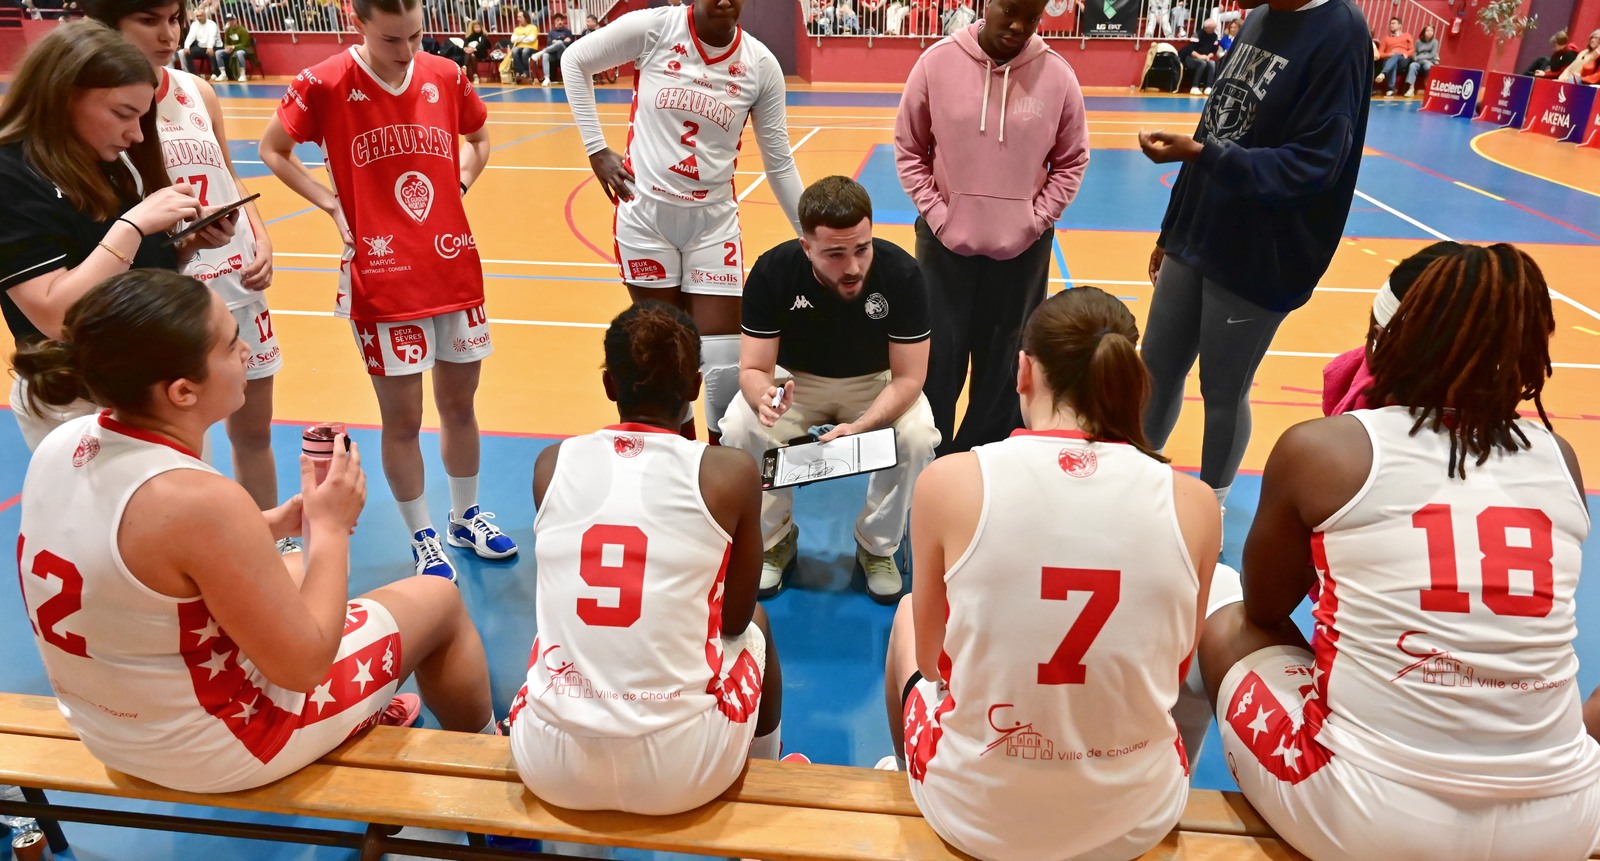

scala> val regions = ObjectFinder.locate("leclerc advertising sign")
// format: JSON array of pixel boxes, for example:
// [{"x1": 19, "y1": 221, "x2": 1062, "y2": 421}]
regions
[
  {"x1": 1420, "y1": 66, "x2": 1481, "y2": 118},
  {"x1": 1475, "y1": 71, "x2": 1534, "y2": 128},
  {"x1": 1521, "y1": 77, "x2": 1598, "y2": 143}
]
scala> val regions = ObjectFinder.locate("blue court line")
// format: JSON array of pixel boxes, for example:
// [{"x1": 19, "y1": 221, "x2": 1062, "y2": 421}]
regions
[
  {"x1": 489, "y1": 123, "x2": 574, "y2": 152},
  {"x1": 1051, "y1": 230, "x2": 1071, "y2": 287},
  {"x1": 266, "y1": 205, "x2": 319, "y2": 225}
]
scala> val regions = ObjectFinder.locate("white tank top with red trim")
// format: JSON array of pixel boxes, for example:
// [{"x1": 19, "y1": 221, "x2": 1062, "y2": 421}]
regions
[
  {"x1": 1311, "y1": 407, "x2": 1600, "y2": 797},
  {"x1": 18, "y1": 413, "x2": 327, "y2": 790},
  {"x1": 518, "y1": 424, "x2": 748, "y2": 738},
  {"x1": 908, "y1": 429, "x2": 1198, "y2": 861}
]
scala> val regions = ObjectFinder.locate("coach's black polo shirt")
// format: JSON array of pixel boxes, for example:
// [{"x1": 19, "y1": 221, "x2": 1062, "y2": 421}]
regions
[
  {"x1": 0, "y1": 142, "x2": 178, "y2": 343},
  {"x1": 740, "y1": 238, "x2": 930, "y2": 379}
]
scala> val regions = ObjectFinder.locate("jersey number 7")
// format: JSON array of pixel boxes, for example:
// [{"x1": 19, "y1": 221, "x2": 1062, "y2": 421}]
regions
[{"x1": 1038, "y1": 567, "x2": 1120, "y2": 685}]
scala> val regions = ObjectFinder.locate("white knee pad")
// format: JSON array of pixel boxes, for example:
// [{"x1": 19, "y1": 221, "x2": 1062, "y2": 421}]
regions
[{"x1": 700, "y1": 334, "x2": 741, "y2": 435}]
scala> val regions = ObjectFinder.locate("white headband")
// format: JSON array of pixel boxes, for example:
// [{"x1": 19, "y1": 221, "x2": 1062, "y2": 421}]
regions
[{"x1": 1372, "y1": 279, "x2": 1400, "y2": 327}]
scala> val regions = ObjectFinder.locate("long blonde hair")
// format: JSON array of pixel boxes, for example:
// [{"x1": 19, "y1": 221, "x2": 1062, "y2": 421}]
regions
[{"x1": 0, "y1": 20, "x2": 169, "y2": 221}]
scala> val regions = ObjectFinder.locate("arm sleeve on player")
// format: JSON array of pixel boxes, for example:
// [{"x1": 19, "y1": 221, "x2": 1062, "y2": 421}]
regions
[
  {"x1": 275, "y1": 71, "x2": 322, "y2": 144},
  {"x1": 562, "y1": 10, "x2": 659, "y2": 156},
  {"x1": 751, "y1": 51, "x2": 803, "y2": 236}
]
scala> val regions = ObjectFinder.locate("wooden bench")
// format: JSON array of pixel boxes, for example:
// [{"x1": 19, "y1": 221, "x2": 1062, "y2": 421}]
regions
[{"x1": 0, "y1": 692, "x2": 1311, "y2": 859}]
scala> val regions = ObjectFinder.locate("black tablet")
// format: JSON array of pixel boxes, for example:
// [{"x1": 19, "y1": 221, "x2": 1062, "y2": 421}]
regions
[{"x1": 163, "y1": 192, "x2": 262, "y2": 247}]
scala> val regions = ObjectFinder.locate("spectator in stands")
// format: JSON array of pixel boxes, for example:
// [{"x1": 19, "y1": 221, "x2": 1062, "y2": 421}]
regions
[
  {"x1": 1218, "y1": 17, "x2": 1238, "y2": 51},
  {"x1": 1179, "y1": 17, "x2": 1220, "y2": 94},
  {"x1": 1145, "y1": 0, "x2": 1173, "y2": 39},
  {"x1": 858, "y1": 0, "x2": 883, "y2": 34},
  {"x1": 0, "y1": 21, "x2": 231, "y2": 447},
  {"x1": 17, "y1": 268, "x2": 498, "y2": 793},
  {"x1": 537, "y1": 12, "x2": 572, "y2": 85},
  {"x1": 1405, "y1": 22, "x2": 1437, "y2": 94},
  {"x1": 510, "y1": 301, "x2": 787, "y2": 815},
  {"x1": 719, "y1": 176, "x2": 940, "y2": 603},
  {"x1": 1525, "y1": 30, "x2": 1580, "y2": 77},
  {"x1": 1558, "y1": 29, "x2": 1600, "y2": 85},
  {"x1": 807, "y1": 0, "x2": 833, "y2": 34},
  {"x1": 459, "y1": 18, "x2": 490, "y2": 80},
  {"x1": 183, "y1": 5, "x2": 220, "y2": 71},
  {"x1": 833, "y1": 0, "x2": 860, "y2": 34},
  {"x1": 213, "y1": 13, "x2": 254, "y2": 81},
  {"x1": 473, "y1": 0, "x2": 495, "y2": 30},
  {"x1": 1320, "y1": 241, "x2": 1465, "y2": 416},
  {"x1": 582, "y1": 13, "x2": 618, "y2": 82},
  {"x1": 881, "y1": 285, "x2": 1218, "y2": 861},
  {"x1": 507, "y1": 7, "x2": 538, "y2": 82},
  {"x1": 1376, "y1": 16, "x2": 1414, "y2": 96},
  {"x1": 1137, "y1": 0, "x2": 1371, "y2": 541},
  {"x1": 896, "y1": 0, "x2": 1089, "y2": 457},
  {"x1": 941, "y1": 0, "x2": 974, "y2": 35},
  {"x1": 1170, "y1": 0, "x2": 1188, "y2": 35},
  {"x1": 1193, "y1": 244, "x2": 1600, "y2": 861}
]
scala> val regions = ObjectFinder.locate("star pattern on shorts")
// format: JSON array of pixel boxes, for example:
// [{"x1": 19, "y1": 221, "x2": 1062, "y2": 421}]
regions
[
  {"x1": 359, "y1": 329, "x2": 376, "y2": 348},
  {"x1": 1273, "y1": 736, "x2": 1303, "y2": 773},
  {"x1": 190, "y1": 617, "x2": 221, "y2": 648},
  {"x1": 199, "y1": 649, "x2": 233, "y2": 680},
  {"x1": 1245, "y1": 706, "x2": 1274, "y2": 743},
  {"x1": 309, "y1": 680, "x2": 337, "y2": 713},
  {"x1": 352, "y1": 658, "x2": 374, "y2": 694},
  {"x1": 234, "y1": 696, "x2": 259, "y2": 724}
]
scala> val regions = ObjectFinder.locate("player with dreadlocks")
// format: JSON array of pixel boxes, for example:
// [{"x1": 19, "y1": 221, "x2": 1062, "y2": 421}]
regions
[{"x1": 1181, "y1": 243, "x2": 1600, "y2": 861}]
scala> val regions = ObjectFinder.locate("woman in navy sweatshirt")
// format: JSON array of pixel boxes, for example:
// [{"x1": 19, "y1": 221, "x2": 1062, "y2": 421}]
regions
[{"x1": 1135, "y1": 0, "x2": 1371, "y2": 516}]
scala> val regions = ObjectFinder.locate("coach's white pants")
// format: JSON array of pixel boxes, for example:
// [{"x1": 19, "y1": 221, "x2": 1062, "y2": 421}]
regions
[{"x1": 719, "y1": 370, "x2": 940, "y2": 556}]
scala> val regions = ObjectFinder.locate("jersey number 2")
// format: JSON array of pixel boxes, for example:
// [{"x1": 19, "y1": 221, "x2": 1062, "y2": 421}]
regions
[
  {"x1": 1413, "y1": 504, "x2": 1554, "y2": 618},
  {"x1": 21, "y1": 541, "x2": 89, "y2": 658},
  {"x1": 577, "y1": 524, "x2": 646, "y2": 627},
  {"x1": 1037, "y1": 567, "x2": 1120, "y2": 685},
  {"x1": 680, "y1": 121, "x2": 700, "y2": 148}
]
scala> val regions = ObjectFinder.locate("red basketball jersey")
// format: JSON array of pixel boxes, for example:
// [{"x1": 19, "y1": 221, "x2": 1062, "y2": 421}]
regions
[{"x1": 276, "y1": 48, "x2": 488, "y2": 322}]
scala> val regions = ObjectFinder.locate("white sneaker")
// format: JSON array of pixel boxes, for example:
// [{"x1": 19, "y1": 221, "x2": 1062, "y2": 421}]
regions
[
  {"x1": 410, "y1": 528, "x2": 458, "y2": 582},
  {"x1": 1189, "y1": 87, "x2": 1201, "y2": 94},
  {"x1": 211, "y1": 72, "x2": 225, "y2": 81},
  {"x1": 275, "y1": 537, "x2": 302, "y2": 555},
  {"x1": 759, "y1": 526, "x2": 798, "y2": 598},
  {"x1": 1203, "y1": 86, "x2": 1213, "y2": 95},
  {"x1": 857, "y1": 545, "x2": 903, "y2": 605},
  {"x1": 874, "y1": 755, "x2": 900, "y2": 771},
  {"x1": 237, "y1": 73, "x2": 248, "y2": 82}
]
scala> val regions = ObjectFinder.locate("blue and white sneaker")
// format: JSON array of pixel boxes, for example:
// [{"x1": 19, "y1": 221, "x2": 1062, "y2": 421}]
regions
[
  {"x1": 447, "y1": 506, "x2": 518, "y2": 560},
  {"x1": 411, "y1": 528, "x2": 458, "y2": 582}
]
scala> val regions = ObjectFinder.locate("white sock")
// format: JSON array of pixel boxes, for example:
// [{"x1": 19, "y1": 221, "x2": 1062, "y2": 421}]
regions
[
  {"x1": 398, "y1": 495, "x2": 433, "y2": 536},
  {"x1": 699, "y1": 334, "x2": 741, "y2": 435},
  {"x1": 1213, "y1": 483, "x2": 1231, "y2": 506},
  {"x1": 750, "y1": 724, "x2": 781, "y2": 760},
  {"x1": 448, "y1": 474, "x2": 479, "y2": 518}
]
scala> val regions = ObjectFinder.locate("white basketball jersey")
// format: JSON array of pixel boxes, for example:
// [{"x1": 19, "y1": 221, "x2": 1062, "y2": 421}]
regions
[
  {"x1": 1311, "y1": 407, "x2": 1600, "y2": 797},
  {"x1": 626, "y1": 6, "x2": 779, "y2": 207},
  {"x1": 17, "y1": 413, "x2": 336, "y2": 789},
  {"x1": 158, "y1": 69, "x2": 258, "y2": 308},
  {"x1": 910, "y1": 430, "x2": 1197, "y2": 860},
  {"x1": 522, "y1": 424, "x2": 739, "y2": 738}
]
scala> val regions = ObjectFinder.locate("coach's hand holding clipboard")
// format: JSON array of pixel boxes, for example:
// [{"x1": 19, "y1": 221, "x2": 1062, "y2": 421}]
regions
[{"x1": 760, "y1": 427, "x2": 900, "y2": 491}]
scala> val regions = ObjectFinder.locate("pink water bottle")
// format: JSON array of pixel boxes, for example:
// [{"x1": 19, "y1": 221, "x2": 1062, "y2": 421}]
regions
[{"x1": 301, "y1": 423, "x2": 345, "y2": 545}]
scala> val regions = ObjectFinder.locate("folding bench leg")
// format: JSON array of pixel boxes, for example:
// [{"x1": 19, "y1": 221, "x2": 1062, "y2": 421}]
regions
[{"x1": 18, "y1": 787, "x2": 69, "y2": 854}]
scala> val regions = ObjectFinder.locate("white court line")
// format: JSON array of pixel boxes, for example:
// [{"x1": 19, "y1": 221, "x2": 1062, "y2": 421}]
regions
[
  {"x1": 260, "y1": 307, "x2": 1600, "y2": 368},
  {"x1": 235, "y1": 160, "x2": 761, "y2": 176},
  {"x1": 737, "y1": 127, "x2": 822, "y2": 203},
  {"x1": 1357, "y1": 189, "x2": 1600, "y2": 324}
]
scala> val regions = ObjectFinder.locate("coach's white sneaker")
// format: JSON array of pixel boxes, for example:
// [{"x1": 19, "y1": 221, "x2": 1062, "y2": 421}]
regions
[
  {"x1": 411, "y1": 528, "x2": 458, "y2": 582},
  {"x1": 759, "y1": 526, "x2": 798, "y2": 599},
  {"x1": 857, "y1": 545, "x2": 902, "y2": 605}
]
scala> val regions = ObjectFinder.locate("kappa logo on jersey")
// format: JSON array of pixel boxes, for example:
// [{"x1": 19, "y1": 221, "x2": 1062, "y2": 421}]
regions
[
  {"x1": 175, "y1": 88, "x2": 194, "y2": 107},
  {"x1": 71, "y1": 434, "x2": 100, "y2": 468},
  {"x1": 668, "y1": 153, "x2": 701, "y2": 180},
  {"x1": 1058, "y1": 447, "x2": 1098, "y2": 478},
  {"x1": 395, "y1": 171, "x2": 435, "y2": 223},
  {"x1": 671, "y1": 42, "x2": 689, "y2": 55},
  {"x1": 348, "y1": 88, "x2": 371, "y2": 101},
  {"x1": 422, "y1": 82, "x2": 440, "y2": 103},
  {"x1": 434, "y1": 232, "x2": 476, "y2": 259},
  {"x1": 388, "y1": 324, "x2": 429, "y2": 364},
  {"x1": 627, "y1": 258, "x2": 667, "y2": 281},
  {"x1": 190, "y1": 113, "x2": 209, "y2": 133},
  {"x1": 614, "y1": 434, "x2": 645, "y2": 458},
  {"x1": 863, "y1": 292, "x2": 889, "y2": 320},
  {"x1": 789, "y1": 295, "x2": 815, "y2": 311},
  {"x1": 727, "y1": 61, "x2": 746, "y2": 78},
  {"x1": 362, "y1": 235, "x2": 396, "y2": 258}
]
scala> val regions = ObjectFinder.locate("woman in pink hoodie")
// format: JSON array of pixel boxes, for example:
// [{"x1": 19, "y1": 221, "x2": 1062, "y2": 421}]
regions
[{"x1": 894, "y1": 0, "x2": 1088, "y2": 455}]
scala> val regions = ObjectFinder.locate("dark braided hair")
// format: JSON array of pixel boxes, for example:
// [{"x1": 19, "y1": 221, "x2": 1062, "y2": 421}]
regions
[
  {"x1": 603, "y1": 301, "x2": 701, "y2": 415},
  {"x1": 1365, "y1": 243, "x2": 1555, "y2": 478}
]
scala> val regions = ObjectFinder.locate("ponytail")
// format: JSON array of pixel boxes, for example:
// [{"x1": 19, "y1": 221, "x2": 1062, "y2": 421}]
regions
[
  {"x1": 12, "y1": 339, "x2": 90, "y2": 414},
  {"x1": 1021, "y1": 287, "x2": 1167, "y2": 463}
]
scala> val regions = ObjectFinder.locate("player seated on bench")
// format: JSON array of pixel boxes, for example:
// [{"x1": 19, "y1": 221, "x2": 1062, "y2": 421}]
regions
[
  {"x1": 14, "y1": 269, "x2": 495, "y2": 793},
  {"x1": 881, "y1": 286, "x2": 1220, "y2": 861},
  {"x1": 509, "y1": 301, "x2": 786, "y2": 815},
  {"x1": 1194, "y1": 244, "x2": 1600, "y2": 861}
]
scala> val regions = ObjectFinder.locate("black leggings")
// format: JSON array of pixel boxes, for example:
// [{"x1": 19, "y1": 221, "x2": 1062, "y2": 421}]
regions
[{"x1": 1140, "y1": 255, "x2": 1287, "y2": 492}]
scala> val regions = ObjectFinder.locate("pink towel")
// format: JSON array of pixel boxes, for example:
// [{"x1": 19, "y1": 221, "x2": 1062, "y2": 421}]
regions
[{"x1": 1321, "y1": 346, "x2": 1376, "y2": 416}]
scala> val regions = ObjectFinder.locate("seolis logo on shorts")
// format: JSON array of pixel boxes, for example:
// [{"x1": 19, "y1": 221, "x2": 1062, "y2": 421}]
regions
[
  {"x1": 689, "y1": 268, "x2": 738, "y2": 286},
  {"x1": 389, "y1": 324, "x2": 429, "y2": 364}
]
